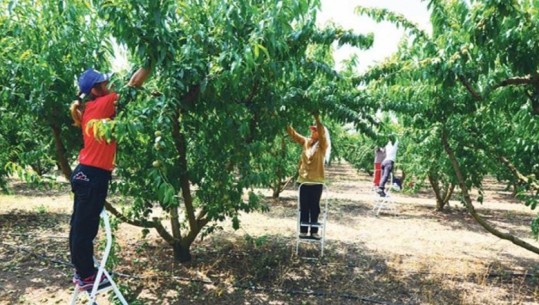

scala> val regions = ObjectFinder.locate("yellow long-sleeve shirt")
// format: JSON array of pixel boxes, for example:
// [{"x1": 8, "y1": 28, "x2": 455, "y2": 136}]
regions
[{"x1": 286, "y1": 119, "x2": 328, "y2": 183}]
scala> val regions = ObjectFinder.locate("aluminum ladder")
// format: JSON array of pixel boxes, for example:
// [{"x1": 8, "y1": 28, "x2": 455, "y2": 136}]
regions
[
  {"x1": 295, "y1": 182, "x2": 329, "y2": 258},
  {"x1": 372, "y1": 174, "x2": 400, "y2": 216},
  {"x1": 70, "y1": 210, "x2": 128, "y2": 305}
]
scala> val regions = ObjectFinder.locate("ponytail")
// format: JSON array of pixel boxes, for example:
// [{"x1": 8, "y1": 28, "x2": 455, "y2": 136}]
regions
[
  {"x1": 70, "y1": 92, "x2": 85, "y2": 127},
  {"x1": 324, "y1": 126, "x2": 331, "y2": 164}
]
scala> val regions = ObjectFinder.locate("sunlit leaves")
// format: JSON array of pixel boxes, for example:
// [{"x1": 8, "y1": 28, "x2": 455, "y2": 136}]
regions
[
  {"x1": 357, "y1": 0, "x2": 539, "y2": 222},
  {"x1": 0, "y1": 0, "x2": 109, "y2": 184},
  {"x1": 2, "y1": 0, "x2": 379, "y2": 260},
  {"x1": 355, "y1": 6, "x2": 428, "y2": 41}
]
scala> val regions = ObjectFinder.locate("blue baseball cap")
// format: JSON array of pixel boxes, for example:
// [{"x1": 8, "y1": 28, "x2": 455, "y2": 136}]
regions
[{"x1": 78, "y1": 68, "x2": 112, "y2": 95}]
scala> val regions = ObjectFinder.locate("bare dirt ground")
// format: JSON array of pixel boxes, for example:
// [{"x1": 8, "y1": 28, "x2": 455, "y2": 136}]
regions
[{"x1": 1, "y1": 161, "x2": 539, "y2": 305}]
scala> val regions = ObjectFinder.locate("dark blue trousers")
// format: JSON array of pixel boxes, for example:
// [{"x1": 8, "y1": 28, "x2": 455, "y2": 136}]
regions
[
  {"x1": 379, "y1": 160, "x2": 394, "y2": 191},
  {"x1": 299, "y1": 184, "x2": 323, "y2": 234},
  {"x1": 69, "y1": 164, "x2": 111, "y2": 278}
]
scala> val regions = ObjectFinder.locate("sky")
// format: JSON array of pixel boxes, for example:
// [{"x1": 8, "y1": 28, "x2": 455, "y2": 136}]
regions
[{"x1": 317, "y1": 0, "x2": 431, "y2": 72}]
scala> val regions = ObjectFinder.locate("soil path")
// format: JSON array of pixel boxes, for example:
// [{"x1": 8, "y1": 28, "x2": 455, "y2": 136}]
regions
[{"x1": 1, "y1": 161, "x2": 538, "y2": 304}]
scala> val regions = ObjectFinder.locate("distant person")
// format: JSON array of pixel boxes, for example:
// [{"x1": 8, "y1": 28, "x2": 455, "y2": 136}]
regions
[
  {"x1": 68, "y1": 66, "x2": 150, "y2": 291},
  {"x1": 373, "y1": 147, "x2": 386, "y2": 188},
  {"x1": 377, "y1": 137, "x2": 399, "y2": 197},
  {"x1": 286, "y1": 114, "x2": 330, "y2": 240}
]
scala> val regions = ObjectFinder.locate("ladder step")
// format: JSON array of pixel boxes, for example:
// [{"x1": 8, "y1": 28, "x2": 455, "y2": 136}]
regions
[
  {"x1": 300, "y1": 222, "x2": 323, "y2": 227},
  {"x1": 298, "y1": 235, "x2": 323, "y2": 241}
]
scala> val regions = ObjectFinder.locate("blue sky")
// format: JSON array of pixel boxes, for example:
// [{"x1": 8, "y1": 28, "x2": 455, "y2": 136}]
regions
[{"x1": 318, "y1": 0, "x2": 431, "y2": 72}]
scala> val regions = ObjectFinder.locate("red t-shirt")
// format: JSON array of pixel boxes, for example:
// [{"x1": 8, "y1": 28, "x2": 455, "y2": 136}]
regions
[{"x1": 79, "y1": 92, "x2": 118, "y2": 171}]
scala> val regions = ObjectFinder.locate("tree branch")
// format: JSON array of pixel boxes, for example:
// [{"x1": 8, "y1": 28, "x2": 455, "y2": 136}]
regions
[
  {"x1": 50, "y1": 123, "x2": 73, "y2": 180},
  {"x1": 104, "y1": 200, "x2": 176, "y2": 242},
  {"x1": 196, "y1": 209, "x2": 207, "y2": 222},
  {"x1": 457, "y1": 74, "x2": 482, "y2": 101},
  {"x1": 428, "y1": 173, "x2": 443, "y2": 209},
  {"x1": 492, "y1": 76, "x2": 534, "y2": 90},
  {"x1": 443, "y1": 184, "x2": 455, "y2": 204},
  {"x1": 170, "y1": 206, "x2": 182, "y2": 240},
  {"x1": 182, "y1": 218, "x2": 210, "y2": 248},
  {"x1": 498, "y1": 156, "x2": 539, "y2": 191},
  {"x1": 441, "y1": 131, "x2": 539, "y2": 255},
  {"x1": 242, "y1": 80, "x2": 259, "y2": 105},
  {"x1": 171, "y1": 109, "x2": 197, "y2": 233}
]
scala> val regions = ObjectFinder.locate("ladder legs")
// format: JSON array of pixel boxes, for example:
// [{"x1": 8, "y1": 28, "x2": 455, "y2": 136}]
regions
[
  {"x1": 69, "y1": 287, "x2": 79, "y2": 305},
  {"x1": 373, "y1": 189, "x2": 398, "y2": 216},
  {"x1": 71, "y1": 210, "x2": 128, "y2": 305},
  {"x1": 295, "y1": 183, "x2": 329, "y2": 259}
]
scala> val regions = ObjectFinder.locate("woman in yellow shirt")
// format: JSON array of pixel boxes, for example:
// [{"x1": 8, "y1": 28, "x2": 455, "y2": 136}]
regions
[{"x1": 286, "y1": 114, "x2": 330, "y2": 239}]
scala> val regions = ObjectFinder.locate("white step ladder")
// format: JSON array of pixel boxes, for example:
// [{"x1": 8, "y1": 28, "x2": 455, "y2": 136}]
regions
[
  {"x1": 372, "y1": 187, "x2": 398, "y2": 216},
  {"x1": 295, "y1": 182, "x2": 329, "y2": 258},
  {"x1": 70, "y1": 210, "x2": 128, "y2": 305},
  {"x1": 372, "y1": 174, "x2": 400, "y2": 216}
]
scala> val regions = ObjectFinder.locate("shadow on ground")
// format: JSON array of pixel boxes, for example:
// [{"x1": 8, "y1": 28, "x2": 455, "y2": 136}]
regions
[{"x1": 3, "y1": 207, "x2": 536, "y2": 305}]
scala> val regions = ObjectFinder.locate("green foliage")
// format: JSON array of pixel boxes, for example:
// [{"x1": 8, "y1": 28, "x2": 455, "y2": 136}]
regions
[
  {"x1": 253, "y1": 133, "x2": 301, "y2": 197},
  {"x1": 85, "y1": 0, "x2": 377, "y2": 261},
  {"x1": 340, "y1": 132, "x2": 375, "y2": 175},
  {"x1": 5, "y1": 0, "x2": 538, "y2": 262},
  {"x1": 0, "y1": 0, "x2": 110, "y2": 187},
  {"x1": 244, "y1": 233, "x2": 269, "y2": 248},
  {"x1": 357, "y1": 1, "x2": 539, "y2": 234}
]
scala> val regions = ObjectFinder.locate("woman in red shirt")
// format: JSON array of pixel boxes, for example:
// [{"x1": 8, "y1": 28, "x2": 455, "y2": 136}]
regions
[{"x1": 69, "y1": 67, "x2": 149, "y2": 290}]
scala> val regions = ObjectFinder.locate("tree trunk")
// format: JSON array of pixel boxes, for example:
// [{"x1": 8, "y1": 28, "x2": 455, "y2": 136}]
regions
[
  {"x1": 170, "y1": 206, "x2": 182, "y2": 240},
  {"x1": 272, "y1": 137, "x2": 288, "y2": 199},
  {"x1": 50, "y1": 123, "x2": 72, "y2": 179},
  {"x1": 272, "y1": 182, "x2": 281, "y2": 199},
  {"x1": 511, "y1": 183, "x2": 518, "y2": 197},
  {"x1": 443, "y1": 184, "x2": 455, "y2": 205},
  {"x1": 167, "y1": 86, "x2": 204, "y2": 262},
  {"x1": 401, "y1": 170, "x2": 406, "y2": 185},
  {"x1": 172, "y1": 241, "x2": 192, "y2": 262},
  {"x1": 428, "y1": 171, "x2": 455, "y2": 211},
  {"x1": 428, "y1": 173, "x2": 446, "y2": 211},
  {"x1": 441, "y1": 131, "x2": 539, "y2": 255}
]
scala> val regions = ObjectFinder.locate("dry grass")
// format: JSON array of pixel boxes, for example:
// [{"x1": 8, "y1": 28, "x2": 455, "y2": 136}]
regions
[{"x1": 1, "y1": 162, "x2": 539, "y2": 304}]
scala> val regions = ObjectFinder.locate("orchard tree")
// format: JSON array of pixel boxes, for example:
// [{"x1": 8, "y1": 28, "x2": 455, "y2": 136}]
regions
[
  {"x1": 356, "y1": 0, "x2": 539, "y2": 253},
  {"x1": 0, "y1": 0, "x2": 111, "y2": 185},
  {"x1": 1, "y1": 0, "x2": 375, "y2": 261},
  {"x1": 254, "y1": 133, "x2": 301, "y2": 199},
  {"x1": 340, "y1": 114, "x2": 395, "y2": 177},
  {"x1": 89, "y1": 0, "x2": 375, "y2": 261}
]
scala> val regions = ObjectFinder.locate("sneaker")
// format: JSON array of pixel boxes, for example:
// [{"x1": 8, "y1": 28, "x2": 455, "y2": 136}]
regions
[
  {"x1": 72, "y1": 273, "x2": 81, "y2": 285},
  {"x1": 311, "y1": 233, "x2": 321, "y2": 240},
  {"x1": 299, "y1": 232, "x2": 308, "y2": 238},
  {"x1": 376, "y1": 188, "x2": 386, "y2": 197},
  {"x1": 75, "y1": 272, "x2": 111, "y2": 292}
]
